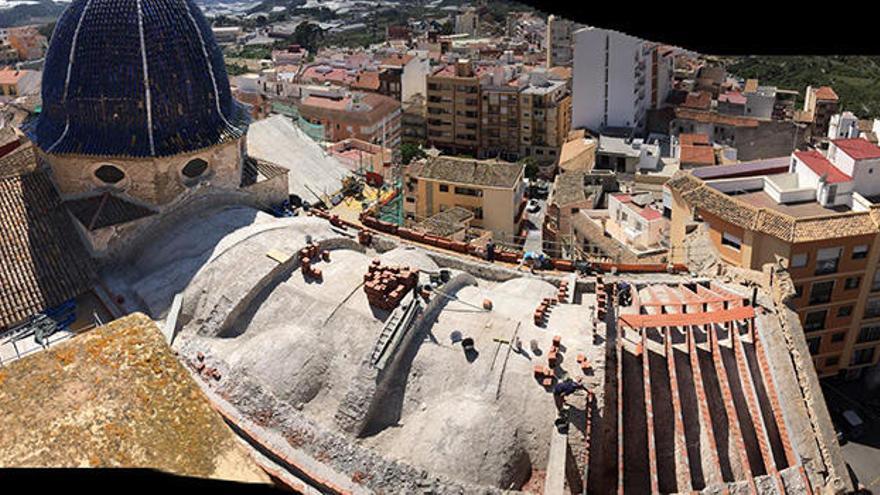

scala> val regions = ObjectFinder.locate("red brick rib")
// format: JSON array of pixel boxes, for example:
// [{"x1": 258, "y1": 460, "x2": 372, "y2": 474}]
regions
[
  {"x1": 665, "y1": 327, "x2": 693, "y2": 492},
  {"x1": 708, "y1": 322, "x2": 757, "y2": 490},
  {"x1": 619, "y1": 306, "x2": 755, "y2": 330},
  {"x1": 687, "y1": 326, "x2": 724, "y2": 486},
  {"x1": 642, "y1": 330, "x2": 660, "y2": 494}
]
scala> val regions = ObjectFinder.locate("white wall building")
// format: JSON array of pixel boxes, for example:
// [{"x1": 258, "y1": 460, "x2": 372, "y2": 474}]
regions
[
  {"x1": 572, "y1": 27, "x2": 670, "y2": 134},
  {"x1": 828, "y1": 111, "x2": 860, "y2": 140},
  {"x1": 454, "y1": 8, "x2": 480, "y2": 37},
  {"x1": 399, "y1": 52, "x2": 431, "y2": 102}
]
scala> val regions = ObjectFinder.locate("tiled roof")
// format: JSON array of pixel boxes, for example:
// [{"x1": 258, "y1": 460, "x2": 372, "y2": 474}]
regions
[
  {"x1": 64, "y1": 193, "x2": 157, "y2": 231},
  {"x1": 415, "y1": 156, "x2": 523, "y2": 189},
  {"x1": 719, "y1": 91, "x2": 747, "y2": 105},
  {"x1": 0, "y1": 168, "x2": 95, "y2": 328},
  {"x1": 415, "y1": 206, "x2": 474, "y2": 237},
  {"x1": 674, "y1": 108, "x2": 759, "y2": 128},
  {"x1": 640, "y1": 208, "x2": 663, "y2": 221},
  {"x1": 680, "y1": 133, "x2": 710, "y2": 146},
  {"x1": 553, "y1": 170, "x2": 603, "y2": 206},
  {"x1": 833, "y1": 138, "x2": 880, "y2": 160},
  {"x1": 682, "y1": 91, "x2": 712, "y2": 110},
  {"x1": 668, "y1": 170, "x2": 880, "y2": 243},
  {"x1": 680, "y1": 145, "x2": 715, "y2": 166},
  {"x1": 813, "y1": 86, "x2": 838, "y2": 101},
  {"x1": 794, "y1": 150, "x2": 851, "y2": 183},
  {"x1": 351, "y1": 70, "x2": 380, "y2": 91},
  {"x1": 0, "y1": 145, "x2": 37, "y2": 178},
  {"x1": 380, "y1": 53, "x2": 414, "y2": 67}
]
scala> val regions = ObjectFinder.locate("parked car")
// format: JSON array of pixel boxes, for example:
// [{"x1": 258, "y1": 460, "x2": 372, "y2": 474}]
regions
[
  {"x1": 841, "y1": 409, "x2": 866, "y2": 440},
  {"x1": 527, "y1": 199, "x2": 541, "y2": 213}
]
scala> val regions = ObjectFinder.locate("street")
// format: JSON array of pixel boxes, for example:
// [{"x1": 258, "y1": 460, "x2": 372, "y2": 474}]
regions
[
  {"x1": 523, "y1": 198, "x2": 546, "y2": 254},
  {"x1": 822, "y1": 379, "x2": 880, "y2": 492}
]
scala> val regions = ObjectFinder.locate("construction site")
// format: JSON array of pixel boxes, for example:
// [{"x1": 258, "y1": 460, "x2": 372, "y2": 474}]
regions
[{"x1": 89, "y1": 200, "x2": 848, "y2": 494}]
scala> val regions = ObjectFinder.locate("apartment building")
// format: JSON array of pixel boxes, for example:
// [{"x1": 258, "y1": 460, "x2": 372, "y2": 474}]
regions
[
  {"x1": 519, "y1": 70, "x2": 571, "y2": 169},
  {"x1": 545, "y1": 15, "x2": 575, "y2": 67},
  {"x1": 479, "y1": 68, "x2": 521, "y2": 162},
  {"x1": 298, "y1": 92, "x2": 401, "y2": 148},
  {"x1": 571, "y1": 27, "x2": 673, "y2": 134},
  {"x1": 425, "y1": 60, "x2": 484, "y2": 156},
  {"x1": 401, "y1": 94, "x2": 427, "y2": 146},
  {"x1": 666, "y1": 138, "x2": 880, "y2": 379},
  {"x1": 404, "y1": 156, "x2": 526, "y2": 239},
  {"x1": 804, "y1": 85, "x2": 839, "y2": 139}
]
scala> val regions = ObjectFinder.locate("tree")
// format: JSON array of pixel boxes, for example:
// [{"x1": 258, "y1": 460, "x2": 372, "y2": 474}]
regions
[
  {"x1": 521, "y1": 157, "x2": 539, "y2": 180},
  {"x1": 400, "y1": 143, "x2": 427, "y2": 165},
  {"x1": 294, "y1": 21, "x2": 324, "y2": 54}
]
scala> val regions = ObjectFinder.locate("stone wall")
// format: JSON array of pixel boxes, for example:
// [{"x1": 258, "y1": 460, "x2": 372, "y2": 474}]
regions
[{"x1": 42, "y1": 138, "x2": 244, "y2": 207}]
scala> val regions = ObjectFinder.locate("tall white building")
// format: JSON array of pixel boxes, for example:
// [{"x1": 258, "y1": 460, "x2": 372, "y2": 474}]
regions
[
  {"x1": 571, "y1": 27, "x2": 672, "y2": 134},
  {"x1": 828, "y1": 111, "x2": 860, "y2": 140}
]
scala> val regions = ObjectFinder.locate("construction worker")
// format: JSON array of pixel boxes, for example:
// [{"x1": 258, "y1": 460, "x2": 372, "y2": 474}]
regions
[
  {"x1": 486, "y1": 240, "x2": 496, "y2": 262},
  {"x1": 553, "y1": 377, "x2": 585, "y2": 410}
]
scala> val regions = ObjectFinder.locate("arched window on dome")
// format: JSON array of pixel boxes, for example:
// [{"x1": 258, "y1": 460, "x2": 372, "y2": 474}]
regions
[
  {"x1": 181, "y1": 158, "x2": 209, "y2": 186},
  {"x1": 94, "y1": 164, "x2": 125, "y2": 185}
]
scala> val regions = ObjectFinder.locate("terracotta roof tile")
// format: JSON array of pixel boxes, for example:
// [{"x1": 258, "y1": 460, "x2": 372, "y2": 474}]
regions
[
  {"x1": 833, "y1": 138, "x2": 880, "y2": 160},
  {"x1": 813, "y1": 86, "x2": 838, "y2": 101},
  {"x1": 794, "y1": 150, "x2": 851, "y2": 183},
  {"x1": 674, "y1": 108, "x2": 759, "y2": 128},
  {"x1": 0, "y1": 166, "x2": 95, "y2": 328}
]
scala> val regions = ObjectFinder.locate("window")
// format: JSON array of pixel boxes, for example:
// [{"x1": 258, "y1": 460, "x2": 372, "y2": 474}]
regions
[
  {"x1": 809, "y1": 281, "x2": 834, "y2": 305},
  {"x1": 838, "y1": 305, "x2": 854, "y2": 318},
  {"x1": 832, "y1": 332, "x2": 846, "y2": 343},
  {"x1": 804, "y1": 310, "x2": 827, "y2": 332},
  {"x1": 439, "y1": 184, "x2": 449, "y2": 192},
  {"x1": 826, "y1": 356, "x2": 840, "y2": 367},
  {"x1": 815, "y1": 246, "x2": 842, "y2": 275},
  {"x1": 866, "y1": 298, "x2": 880, "y2": 319},
  {"x1": 454, "y1": 187, "x2": 482, "y2": 197},
  {"x1": 858, "y1": 325, "x2": 880, "y2": 343},
  {"x1": 94, "y1": 164, "x2": 125, "y2": 184},
  {"x1": 853, "y1": 245, "x2": 869, "y2": 260},
  {"x1": 182, "y1": 158, "x2": 208, "y2": 180},
  {"x1": 722, "y1": 232, "x2": 742, "y2": 251},
  {"x1": 794, "y1": 285, "x2": 804, "y2": 298},
  {"x1": 807, "y1": 336, "x2": 821, "y2": 355},
  {"x1": 872, "y1": 271, "x2": 880, "y2": 292},
  {"x1": 851, "y1": 347, "x2": 875, "y2": 366},
  {"x1": 790, "y1": 253, "x2": 808, "y2": 269},
  {"x1": 845, "y1": 277, "x2": 861, "y2": 290}
]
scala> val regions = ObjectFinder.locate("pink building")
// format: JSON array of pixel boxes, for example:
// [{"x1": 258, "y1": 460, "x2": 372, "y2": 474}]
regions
[{"x1": 605, "y1": 193, "x2": 669, "y2": 252}]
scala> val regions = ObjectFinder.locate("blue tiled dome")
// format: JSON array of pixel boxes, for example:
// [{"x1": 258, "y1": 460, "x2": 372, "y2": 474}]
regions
[{"x1": 24, "y1": 0, "x2": 250, "y2": 158}]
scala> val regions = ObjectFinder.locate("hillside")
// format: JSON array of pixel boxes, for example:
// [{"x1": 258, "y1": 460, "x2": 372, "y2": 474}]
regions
[{"x1": 723, "y1": 56, "x2": 880, "y2": 119}]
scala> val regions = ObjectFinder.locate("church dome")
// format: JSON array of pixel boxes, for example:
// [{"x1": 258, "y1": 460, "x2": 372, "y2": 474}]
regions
[{"x1": 25, "y1": 0, "x2": 250, "y2": 158}]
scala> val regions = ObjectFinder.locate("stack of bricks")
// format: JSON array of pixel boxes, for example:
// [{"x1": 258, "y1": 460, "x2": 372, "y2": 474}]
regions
[
  {"x1": 534, "y1": 296, "x2": 558, "y2": 326},
  {"x1": 357, "y1": 229, "x2": 373, "y2": 246},
  {"x1": 298, "y1": 243, "x2": 329, "y2": 281},
  {"x1": 557, "y1": 281, "x2": 569, "y2": 303},
  {"x1": 363, "y1": 259, "x2": 419, "y2": 310},
  {"x1": 576, "y1": 352, "x2": 591, "y2": 374},
  {"x1": 534, "y1": 364, "x2": 555, "y2": 387},
  {"x1": 548, "y1": 335, "x2": 562, "y2": 368},
  {"x1": 596, "y1": 276, "x2": 607, "y2": 321}
]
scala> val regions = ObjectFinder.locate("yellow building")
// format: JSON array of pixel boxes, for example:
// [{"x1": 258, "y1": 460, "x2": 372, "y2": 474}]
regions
[
  {"x1": 426, "y1": 60, "x2": 483, "y2": 156},
  {"x1": 520, "y1": 71, "x2": 572, "y2": 170},
  {"x1": 667, "y1": 163, "x2": 880, "y2": 379},
  {"x1": 404, "y1": 156, "x2": 525, "y2": 240}
]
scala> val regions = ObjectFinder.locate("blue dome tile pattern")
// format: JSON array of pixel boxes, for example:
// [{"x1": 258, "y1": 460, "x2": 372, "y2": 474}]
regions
[{"x1": 24, "y1": 0, "x2": 250, "y2": 158}]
